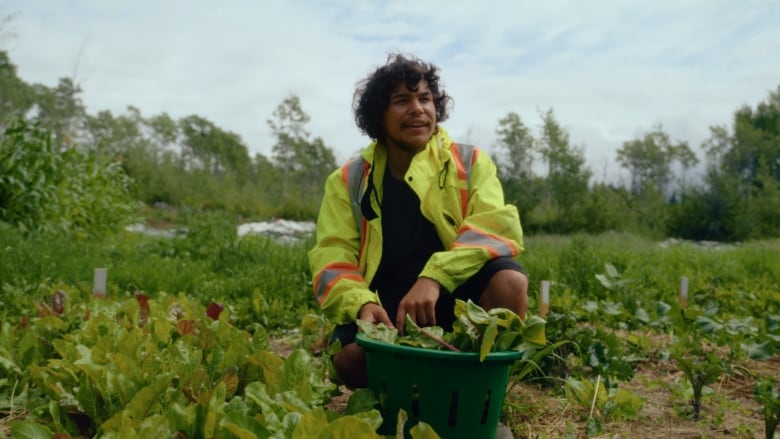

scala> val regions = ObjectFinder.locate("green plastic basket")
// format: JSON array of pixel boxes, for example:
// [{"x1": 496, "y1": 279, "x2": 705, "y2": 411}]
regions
[{"x1": 356, "y1": 333, "x2": 521, "y2": 438}]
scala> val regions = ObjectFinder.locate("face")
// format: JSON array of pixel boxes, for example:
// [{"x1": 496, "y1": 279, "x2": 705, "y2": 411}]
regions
[{"x1": 382, "y1": 80, "x2": 437, "y2": 153}]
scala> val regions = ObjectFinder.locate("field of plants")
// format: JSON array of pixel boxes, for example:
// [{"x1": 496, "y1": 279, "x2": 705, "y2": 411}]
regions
[{"x1": 1, "y1": 215, "x2": 779, "y2": 438}]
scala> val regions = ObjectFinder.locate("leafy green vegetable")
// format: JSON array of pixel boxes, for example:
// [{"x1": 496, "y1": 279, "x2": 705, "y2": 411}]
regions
[{"x1": 358, "y1": 299, "x2": 547, "y2": 361}]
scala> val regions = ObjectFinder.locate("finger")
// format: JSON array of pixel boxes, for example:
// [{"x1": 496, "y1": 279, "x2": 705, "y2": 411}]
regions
[
  {"x1": 396, "y1": 309, "x2": 408, "y2": 335},
  {"x1": 379, "y1": 312, "x2": 394, "y2": 328}
]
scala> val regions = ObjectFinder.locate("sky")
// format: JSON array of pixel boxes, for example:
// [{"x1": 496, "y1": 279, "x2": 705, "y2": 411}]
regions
[{"x1": 3, "y1": 0, "x2": 779, "y2": 183}]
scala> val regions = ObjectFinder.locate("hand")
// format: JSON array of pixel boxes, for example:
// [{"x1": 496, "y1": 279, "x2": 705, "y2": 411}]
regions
[
  {"x1": 396, "y1": 277, "x2": 441, "y2": 334},
  {"x1": 358, "y1": 302, "x2": 394, "y2": 328}
]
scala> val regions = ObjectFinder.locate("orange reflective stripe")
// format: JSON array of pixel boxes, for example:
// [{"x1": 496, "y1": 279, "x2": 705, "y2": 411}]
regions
[
  {"x1": 452, "y1": 226, "x2": 519, "y2": 258},
  {"x1": 450, "y1": 142, "x2": 475, "y2": 218},
  {"x1": 314, "y1": 262, "x2": 363, "y2": 304},
  {"x1": 450, "y1": 143, "x2": 468, "y2": 180}
]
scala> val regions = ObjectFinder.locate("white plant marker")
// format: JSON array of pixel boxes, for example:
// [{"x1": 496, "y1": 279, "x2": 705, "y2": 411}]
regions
[
  {"x1": 540, "y1": 280, "x2": 550, "y2": 317},
  {"x1": 679, "y1": 276, "x2": 689, "y2": 308},
  {"x1": 94, "y1": 268, "x2": 107, "y2": 298}
]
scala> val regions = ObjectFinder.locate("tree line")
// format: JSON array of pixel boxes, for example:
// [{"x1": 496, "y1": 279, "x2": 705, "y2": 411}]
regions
[{"x1": 1, "y1": 49, "x2": 778, "y2": 241}]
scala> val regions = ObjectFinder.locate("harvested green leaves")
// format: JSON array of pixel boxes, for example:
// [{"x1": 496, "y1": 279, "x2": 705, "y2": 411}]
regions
[{"x1": 357, "y1": 299, "x2": 547, "y2": 361}]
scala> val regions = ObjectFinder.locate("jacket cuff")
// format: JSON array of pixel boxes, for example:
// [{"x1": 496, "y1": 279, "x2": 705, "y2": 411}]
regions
[
  {"x1": 419, "y1": 266, "x2": 457, "y2": 293},
  {"x1": 331, "y1": 290, "x2": 381, "y2": 325}
]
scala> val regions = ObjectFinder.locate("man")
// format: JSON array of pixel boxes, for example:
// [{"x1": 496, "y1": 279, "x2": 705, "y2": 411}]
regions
[{"x1": 308, "y1": 53, "x2": 528, "y2": 389}]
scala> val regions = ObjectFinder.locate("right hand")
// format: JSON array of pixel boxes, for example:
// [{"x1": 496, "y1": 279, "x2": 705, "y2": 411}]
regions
[{"x1": 358, "y1": 302, "x2": 394, "y2": 328}]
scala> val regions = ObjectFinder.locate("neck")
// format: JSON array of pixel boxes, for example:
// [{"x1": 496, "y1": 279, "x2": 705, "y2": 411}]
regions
[
  {"x1": 385, "y1": 147, "x2": 415, "y2": 180},
  {"x1": 383, "y1": 136, "x2": 431, "y2": 180}
]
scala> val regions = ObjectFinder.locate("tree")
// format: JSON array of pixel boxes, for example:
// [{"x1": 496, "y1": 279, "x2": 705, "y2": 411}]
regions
[
  {"x1": 697, "y1": 85, "x2": 780, "y2": 240},
  {"x1": 536, "y1": 109, "x2": 592, "y2": 232},
  {"x1": 267, "y1": 94, "x2": 336, "y2": 207},
  {"x1": 616, "y1": 125, "x2": 698, "y2": 196},
  {"x1": 268, "y1": 94, "x2": 311, "y2": 172},
  {"x1": 28, "y1": 77, "x2": 87, "y2": 147},
  {"x1": 0, "y1": 10, "x2": 16, "y2": 45},
  {"x1": 491, "y1": 112, "x2": 541, "y2": 215},
  {"x1": 0, "y1": 51, "x2": 32, "y2": 129},
  {"x1": 493, "y1": 112, "x2": 534, "y2": 179},
  {"x1": 179, "y1": 114, "x2": 251, "y2": 180},
  {"x1": 490, "y1": 111, "x2": 546, "y2": 231},
  {"x1": 86, "y1": 107, "x2": 146, "y2": 157},
  {"x1": 706, "y1": 86, "x2": 780, "y2": 183}
]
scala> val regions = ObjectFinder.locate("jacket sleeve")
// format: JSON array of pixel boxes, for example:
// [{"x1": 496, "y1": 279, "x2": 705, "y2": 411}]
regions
[
  {"x1": 419, "y1": 150, "x2": 524, "y2": 293},
  {"x1": 308, "y1": 168, "x2": 380, "y2": 325}
]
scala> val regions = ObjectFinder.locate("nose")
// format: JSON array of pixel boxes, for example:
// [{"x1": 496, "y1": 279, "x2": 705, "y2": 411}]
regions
[{"x1": 408, "y1": 97, "x2": 423, "y2": 114}]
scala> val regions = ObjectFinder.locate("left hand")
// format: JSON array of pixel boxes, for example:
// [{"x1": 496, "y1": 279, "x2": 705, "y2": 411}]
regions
[{"x1": 395, "y1": 277, "x2": 441, "y2": 334}]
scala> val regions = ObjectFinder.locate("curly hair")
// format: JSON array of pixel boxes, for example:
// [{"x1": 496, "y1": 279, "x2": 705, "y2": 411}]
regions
[{"x1": 353, "y1": 53, "x2": 453, "y2": 142}]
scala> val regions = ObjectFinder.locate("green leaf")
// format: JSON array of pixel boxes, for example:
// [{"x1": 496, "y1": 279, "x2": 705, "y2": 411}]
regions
[
  {"x1": 409, "y1": 420, "x2": 442, "y2": 438},
  {"x1": 76, "y1": 370, "x2": 102, "y2": 422},
  {"x1": 9, "y1": 421, "x2": 53, "y2": 439},
  {"x1": 102, "y1": 373, "x2": 173, "y2": 432},
  {"x1": 605, "y1": 388, "x2": 644, "y2": 420},
  {"x1": 695, "y1": 316, "x2": 723, "y2": 333},
  {"x1": 349, "y1": 409, "x2": 383, "y2": 431},
  {"x1": 345, "y1": 389, "x2": 379, "y2": 416},
  {"x1": 357, "y1": 319, "x2": 397, "y2": 344},
  {"x1": 315, "y1": 414, "x2": 381, "y2": 438},
  {"x1": 494, "y1": 331, "x2": 521, "y2": 352},
  {"x1": 480, "y1": 318, "x2": 498, "y2": 362},
  {"x1": 740, "y1": 341, "x2": 774, "y2": 360},
  {"x1": 164, "y1": 402, "x2": 197, "y2": 438},
  {"x1": 0, "y1": 353, "x2": 20, "y2": 374},
  {"x1": 137, "y1": 414, "x2": 175, "y2": 438},
  {"x1": 522, "y1": 316, "x2": 547, "y2": 347},
  {"x1": 595, "y1": 273, "x2": 612, "y2": 289},
  {"x1": 291, "y1": 408, "x2": 328, "y2": 439},
  {"x1": 582, "y1": 301, "x2": 599, "y2": 313},
  {"x1": 464, "y1": 299, "x2": 491, "y2": 325},
  {"x1": 220, "y1": 410, "x2": 272, "y2": 439},
  {"x1": 487, "y1": 307, "x2": 522, "y2": 330}
]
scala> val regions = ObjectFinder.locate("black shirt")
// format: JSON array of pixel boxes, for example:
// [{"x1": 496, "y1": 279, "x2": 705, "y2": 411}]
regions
[{"x1": 370, "y1": 170, "x2": 444, "y2": 317}]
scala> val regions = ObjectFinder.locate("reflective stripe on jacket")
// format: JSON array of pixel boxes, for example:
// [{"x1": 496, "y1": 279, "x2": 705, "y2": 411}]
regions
[{"x1": 308, "y1": 127, "x2": 524, "y2": 325}]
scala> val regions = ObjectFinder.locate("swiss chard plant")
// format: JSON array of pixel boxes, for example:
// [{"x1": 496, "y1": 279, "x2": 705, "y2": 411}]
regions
[
  {"x1": 0, "y1": 291, "x2": 402, "y2": 438},
  {"x1": 755, "y1": 375, "x2": 780, "y2": 439},
  {"x1": 669, "y1": 334, "x2": 727, "y2": 420}
]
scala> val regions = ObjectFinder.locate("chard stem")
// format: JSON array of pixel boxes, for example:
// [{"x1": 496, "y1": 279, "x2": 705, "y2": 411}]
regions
[{"x1": 420, "y1": 327, "x2": 460, "y2": 352}]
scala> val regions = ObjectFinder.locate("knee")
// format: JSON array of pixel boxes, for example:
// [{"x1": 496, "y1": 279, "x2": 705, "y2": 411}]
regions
[
  {"x1": 480, "y1": 270, "x2": 528, "y2": 318},
  {"x1": 332, "y1": 343, "x2": 368, "y2": 389}
]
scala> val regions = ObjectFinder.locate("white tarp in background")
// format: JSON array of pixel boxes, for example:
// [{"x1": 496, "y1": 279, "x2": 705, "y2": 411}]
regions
[{"x1": 127, "y1": 219, "x2": 315, "y2": 244}]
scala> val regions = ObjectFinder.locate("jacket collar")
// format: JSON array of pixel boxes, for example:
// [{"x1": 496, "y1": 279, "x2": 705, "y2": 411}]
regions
[{"x1": 360, "y1": 126, "x2": 455, "y2": 169}]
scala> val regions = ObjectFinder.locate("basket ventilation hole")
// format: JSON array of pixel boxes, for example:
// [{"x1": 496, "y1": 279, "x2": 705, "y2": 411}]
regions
[
  {"x1": 480, "y1": 389, "x2": 493, "y2": 425},
  {"x1": 448, "y1": 390, "x2": 459, "y2": 426},
  {"x1": 411, "y1": 385, "x2": 420, "y2": 421}
]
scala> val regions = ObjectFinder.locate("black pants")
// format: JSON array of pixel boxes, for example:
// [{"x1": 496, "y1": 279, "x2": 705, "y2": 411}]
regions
[{"x1": 330, "y1": 256, "x2": 525, "y2": 346}]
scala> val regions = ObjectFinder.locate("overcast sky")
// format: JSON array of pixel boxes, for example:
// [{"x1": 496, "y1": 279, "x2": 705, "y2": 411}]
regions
[{"x1": 4, "y1": 0, "x2": 779, "y2": 182}]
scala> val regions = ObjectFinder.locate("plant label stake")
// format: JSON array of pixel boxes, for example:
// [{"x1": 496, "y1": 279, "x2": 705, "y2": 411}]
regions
[
  {"x1": 540, "y1": 280, "x2": 550, "y2": 317},
  {"x1": 679, "y1": 276, "x2": 688, "y2": 308},
  {"x1": 94, "y1": 268, "x2": 107, "y2": 298}
]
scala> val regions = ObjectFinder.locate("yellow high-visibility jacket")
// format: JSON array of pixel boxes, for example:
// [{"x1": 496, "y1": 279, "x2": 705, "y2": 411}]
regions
[{"x1": 308, "y1": 127, "x2": 524, "y2": 325}]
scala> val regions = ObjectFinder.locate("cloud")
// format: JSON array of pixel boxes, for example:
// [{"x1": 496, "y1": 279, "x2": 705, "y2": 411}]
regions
[{"x1": 5, "y1": 0, "x2": 780, "y2": 181}]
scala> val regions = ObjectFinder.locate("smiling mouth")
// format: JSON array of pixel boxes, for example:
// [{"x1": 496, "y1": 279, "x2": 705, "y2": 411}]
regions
[{"x1": 404, "y1": 121, "x2": 429, "y2": 129}]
